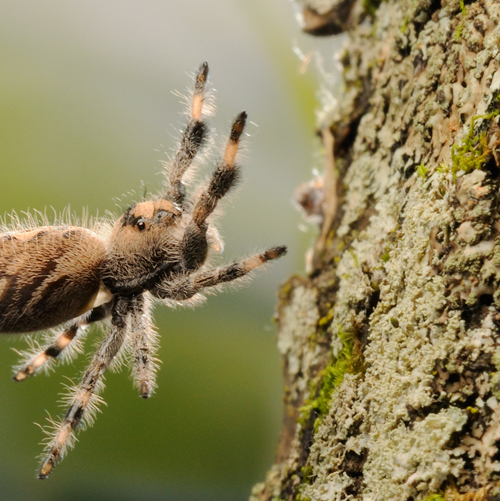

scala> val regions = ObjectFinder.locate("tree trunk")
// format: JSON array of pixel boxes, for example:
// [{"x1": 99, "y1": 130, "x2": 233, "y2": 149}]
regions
[{"x1": 251, "y1": 0, "x2": 500, "y2": 499}]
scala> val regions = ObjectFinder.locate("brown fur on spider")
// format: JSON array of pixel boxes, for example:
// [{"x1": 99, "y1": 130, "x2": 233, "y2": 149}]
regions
[{"x1": 0, "y1": 62, "x2": 286, "y2": 479}]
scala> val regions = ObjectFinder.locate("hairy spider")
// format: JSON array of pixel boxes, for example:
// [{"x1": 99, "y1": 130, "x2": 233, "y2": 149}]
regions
[{"x1": 0, "y1": 62, "x2": 286, "y2": 479}]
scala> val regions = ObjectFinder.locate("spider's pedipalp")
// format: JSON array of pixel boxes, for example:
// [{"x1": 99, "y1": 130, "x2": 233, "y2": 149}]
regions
[
  {"x1": 128, "y1": 294, "x2": 159, "y2": 398},
  {"x1": 154, "y1": 245, "x2": 287, "y2": 301},
  {"x1": 38, "y1": 297, "x2": 133, "y2": 479},
  {"x1": 166, "y1": 62, "x2": 210, "y2": 206}
]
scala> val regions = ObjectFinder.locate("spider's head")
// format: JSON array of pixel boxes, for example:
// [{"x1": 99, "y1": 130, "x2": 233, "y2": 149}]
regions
[
  {"x1": 110, "y1": 200, "x2": 182, "y2": 255},
  {"x1": 121, "y1": 200, "x2": 181, "y2": 231}
]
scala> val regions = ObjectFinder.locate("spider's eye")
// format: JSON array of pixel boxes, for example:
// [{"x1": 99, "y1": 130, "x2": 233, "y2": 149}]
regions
[
  {"x1": 154, "y1": 210, "x2": 174, "y2": 224},
  {"x1": 137, "y1": 219, "x2": 146, "y2": 231}
]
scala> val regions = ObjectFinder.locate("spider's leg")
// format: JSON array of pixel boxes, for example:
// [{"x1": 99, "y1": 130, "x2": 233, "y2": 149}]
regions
[
  {"x1": 181, "y1": 112, "x2": 247, "y2": 270},
  {"x1": 154, "y1": 246, "x2": 287, "y2": 301},
  {"x1": 165, "y1": 62, "x2": 209, "y2": 206},
  {"x1": 129, "y1": 293, "x2": 159, "y2": 398},
  {"x1": 13, "y1": 305, "x2": 110, "y2": 382},
  {"x1": 38, "y1": 296, "x2": 135, "y2": 479}
]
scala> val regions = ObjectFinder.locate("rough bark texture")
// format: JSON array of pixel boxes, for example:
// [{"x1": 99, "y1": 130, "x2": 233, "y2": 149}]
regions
[{"x1": 252, "y1": 0, "x2": 500, "y2": 499}]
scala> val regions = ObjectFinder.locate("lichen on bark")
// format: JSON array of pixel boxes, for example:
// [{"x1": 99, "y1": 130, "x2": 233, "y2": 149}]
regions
[{"x1": 252, "y1": 0, "x2": 500, "y2": 499}]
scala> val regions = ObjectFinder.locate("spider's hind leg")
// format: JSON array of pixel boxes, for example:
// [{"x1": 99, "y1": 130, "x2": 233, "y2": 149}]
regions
[
  {"x1": 181, "y1": 112, "x2": 247, "y2": 271},
  {"x1": 13, "y1": 305, "x2": 110, "y2": 382},
  {"x1": 38, "y1": 296, "x2": 135, "y2": 479}
]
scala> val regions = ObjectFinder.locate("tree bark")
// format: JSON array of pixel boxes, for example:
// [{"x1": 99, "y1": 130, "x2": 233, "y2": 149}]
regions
[{"x1": 252, "y1": 0, "x2": 500, "y2": 499}]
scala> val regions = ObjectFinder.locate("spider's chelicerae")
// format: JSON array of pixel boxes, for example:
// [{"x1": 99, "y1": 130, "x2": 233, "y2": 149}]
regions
[{"x1": 0, "y1": 62, "x2": 286, "y2": 479}]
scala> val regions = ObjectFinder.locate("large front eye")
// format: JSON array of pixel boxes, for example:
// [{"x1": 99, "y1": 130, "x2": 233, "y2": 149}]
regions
[{"x1": 137, "y1": 219, "x2": 146, "y2": 231}]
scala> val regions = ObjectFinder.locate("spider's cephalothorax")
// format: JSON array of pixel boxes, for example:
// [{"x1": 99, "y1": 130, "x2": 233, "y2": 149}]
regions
[{"x1": 0, "y1": 62, "x2": 286, "y2": 479}]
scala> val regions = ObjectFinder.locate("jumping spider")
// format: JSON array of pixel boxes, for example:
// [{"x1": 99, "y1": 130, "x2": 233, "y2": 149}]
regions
[{"x1": 0, "y1": 62, "x2": 286, "y2": 478}]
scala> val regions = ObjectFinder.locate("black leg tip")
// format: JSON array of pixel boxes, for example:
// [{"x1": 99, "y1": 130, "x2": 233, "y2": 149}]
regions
[
  {"x1": 230, "y1": 112, "x2": 247, "y2": 142},
  {"x1": 194, "y1": 63, "x2": 209, "y2": 95},
  {"x1": 13, "y1": 370, "x2": 29, "y2": 382},
  {"x1": 198, "y1": 62, "x2": 209, "y2": 82},
  {"x1": 38, "y1": 460, "x2": 54, "y2": 479},
  {"x1": 263, "y1": 245, "x2": 287, "y2": 261},
  {"x1": 140, "y1": 382, "x2": 152, "y2": 399}
]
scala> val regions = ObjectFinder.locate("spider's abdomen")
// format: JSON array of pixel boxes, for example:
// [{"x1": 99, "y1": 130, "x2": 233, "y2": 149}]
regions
[{"x1": 0, "y1": 227, "x2": 108, "y2": 333}]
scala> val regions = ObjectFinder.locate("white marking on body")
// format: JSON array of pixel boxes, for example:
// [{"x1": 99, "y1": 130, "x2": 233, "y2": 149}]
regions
[
  {"x1": 0, "y1": 277, "x2": 9, "y2": 297},
  {"x1": 92, "y1": 284, "x2": 113, "y2": 309}
]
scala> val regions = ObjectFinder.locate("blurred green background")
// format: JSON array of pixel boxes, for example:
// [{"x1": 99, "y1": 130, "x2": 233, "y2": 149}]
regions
[{"x1": 0, "y1": 1, "x2": 338, "y2": 499}]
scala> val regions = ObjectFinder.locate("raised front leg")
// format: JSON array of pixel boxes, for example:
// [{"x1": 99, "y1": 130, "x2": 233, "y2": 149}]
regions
[
  {"x1": 181, "y1": 111, "x2": 247, "y2": 271},
  {"x1": 153, "y1": 246, "x2": 287, "y2": 301},
  {"x1": 164, "y1": 62, "x2": 209, "y2": 207}
]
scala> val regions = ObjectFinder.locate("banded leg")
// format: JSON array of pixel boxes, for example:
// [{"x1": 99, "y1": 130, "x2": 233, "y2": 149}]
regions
[
  {"x1": 181, "y1": 112, "x2": 247, "y2": 270},
  {"x1": 165, "y1": 62, "x2": 209, "y2": 206},
  {"x1": 154, "y1": 246, "x2": 287, "y2": 301},
  {"x1": 129, "y1": 294, "x2": 159, "y2": 398},
  {"x1": 13, "y1": 305, "x2": 110, "y2": 382},
  {"x1": 38, "y1": 297, "x2": 135, "y2": 479}
]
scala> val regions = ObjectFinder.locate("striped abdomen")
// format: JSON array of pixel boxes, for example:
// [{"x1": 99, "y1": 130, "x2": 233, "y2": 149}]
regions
[{"x1": 0, "y1": 227, "x2": 107, "y2": 333}]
